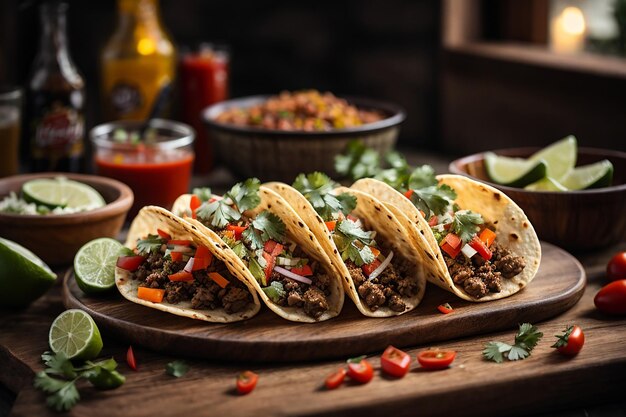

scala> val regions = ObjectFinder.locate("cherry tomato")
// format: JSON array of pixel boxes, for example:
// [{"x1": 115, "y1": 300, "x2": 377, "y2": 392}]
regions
[
  {"x1": 594, "y1": 280, "x2": 626, "y2": 315},
  {"x1": 236, "y1": 371, "x2": 258, "y2": 395},
  {"x1": 437, "y1": 303, "x2": 454, "y2": 314},
  {"x1": 380, "y1": 346, "x2": 411, "y2": 378},
  {"x1": 116, "y1": 255, "x2": 145, "y2": 272},
  {"x1": 126, "y1": 346, "x2": 138, "y2": 371},
  {"x1": 551, "y1": 325, "x2": 585, "y2": 356},
  {"x1": 324, "y1": 368, "x2": 346, "y2": 390},
  {"x1": 417, "y1": 350, "x2": 456, "y2": 370},
  {"x1": 607, "y1": 252, "x2": 626, "y2": 282},
  {"x1": 346, "y1": 356, "x2": 374, "y2": 384}
]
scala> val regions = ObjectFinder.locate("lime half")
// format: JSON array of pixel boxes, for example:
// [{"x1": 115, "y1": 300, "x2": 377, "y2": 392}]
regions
[
  {"x1": 0, "y1": 237, "x2": 57, "y2": 308},
  {"x1": 484, "y1": 152, "x2": 548, "y2": 187},
  {"x1": 22, "y1": 178, "x2": 105, "y2": 209},
  {"x1": 74, "y1": 238, "x2": 123, "y2": 294},
  {"x1": 560, "y1": 159, "x2": 614, "y2": 190},
  {"x1": 524, "y1": 177, "x2": 569, "y2": 191},
  {"x1": 49, "y1": 309, "x2": 103, "y2": 360},
  {"x1": 528, "y1": 135, "x2": 577, "y2": 181}
]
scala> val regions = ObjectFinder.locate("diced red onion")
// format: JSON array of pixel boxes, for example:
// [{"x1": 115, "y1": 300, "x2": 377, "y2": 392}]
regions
[
  {"x1": 274, "y1": 266, "x2": 313, "y2": 285},
  {"x1": 183, "y1": 257, "x2": 195, "y2": 273},
  {"x1": 368, "y1": 250, "x2": 394, "y2": 281}
]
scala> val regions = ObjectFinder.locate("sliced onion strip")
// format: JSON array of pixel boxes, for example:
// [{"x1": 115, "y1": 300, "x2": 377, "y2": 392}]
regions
[
  {"x1": 368, "y1": 250, "x2": 394, "y2": 281},
  {"x1": 274, "y1": 266, "x2": 313, "y2": 285}
]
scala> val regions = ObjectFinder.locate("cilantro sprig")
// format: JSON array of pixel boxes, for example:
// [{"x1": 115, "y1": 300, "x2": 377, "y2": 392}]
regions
[
  {"x1": 34, "y1": 352, "x2": 125, "y2": 412},
  {"x1": 292, "y1": 172, "x2": 356, "y2": 221},
  {"x1": 136, "y1": 234, "x2": 166, "y2": 255},
  {"x1": 196, "y1": 178, "x2": 261, "y2": 229},
  {"x1": 451, "y1": 210, "x2": 484, "y2": 243},
  {"x1": 241, "y1": 211, "x2": 286, "y2": 250},
  {"x1": 483, "y1": 323, "x2": 543, "y2": 363},
  {"x1": 333, "y1": 219, "x2": 376, "y2": 266}
]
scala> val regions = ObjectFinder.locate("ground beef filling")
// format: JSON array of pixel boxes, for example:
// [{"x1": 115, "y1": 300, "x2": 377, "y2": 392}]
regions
[
  {"x1": 347, "y1": 257, "x2": 418, "y2": 313},
  {"x1": 131, "y1": 251, "x2": 253, "y2": 314},
  {"x1": 269, "y1": 270, "x2": 331, "y2": 319},
  {"x1": 445, "y1": 244, "x2": 526, "y2": 298}
]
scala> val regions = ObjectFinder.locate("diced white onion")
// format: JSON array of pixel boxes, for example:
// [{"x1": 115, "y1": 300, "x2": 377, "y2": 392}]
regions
[
  {"x1": 257, "y1": 255, "x2": 267, "y2": 268},
  {"x1": 183, "y1": 257, "x2": 195, "y2": 273},
  {"x1": 368, "y1": 250, "x2": 394, "y2": 281},
  {"x1": 461, "y1": 243, "x2": 477, "y2": 259},
  {"x1": 277, "y1": 256, "x2": 300, "y2": 266},
  {"x1": 274, "y1": 266, "x2": 313, "y2": 285},
  {"x1": 172, "y1": 245, "x2": 194, "y2": 253}
]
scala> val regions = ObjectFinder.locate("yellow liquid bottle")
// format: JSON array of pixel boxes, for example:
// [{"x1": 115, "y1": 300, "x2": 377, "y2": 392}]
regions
[{"x1": 101, "y1": 0, "x2": 176, "y2": 121}]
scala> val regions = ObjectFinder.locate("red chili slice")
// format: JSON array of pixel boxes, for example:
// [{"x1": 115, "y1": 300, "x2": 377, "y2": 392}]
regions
[
  {"x1": 126, "y1": 346, "x2": 138, "y2": 371},
  {"x1": 157, "y1": 229, "x2": 171, "y2": 240},
  {"x1": 437, "y1": 303, "x2": 454, "y2": 314},
  {"x1": 325, "y1": 368, "x2": 346, "y2": 390}
]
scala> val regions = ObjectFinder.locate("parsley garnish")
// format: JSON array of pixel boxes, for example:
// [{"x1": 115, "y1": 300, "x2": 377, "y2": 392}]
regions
[
  {"x1": 292, "y1": 172, "x2": 356, "y2": 221},
  {"x1": 241, "y1": 211, "x2": 286, "y2": 250},
  {"x1": 451, "y1": 210, "x2": 484, "y2": 242},
  {"x1": 165, "y1": 360, "x2": 189, "y2": 378},
  {"x1": 34, "y1": 352, "x2": 125, "y2": 412},
  {"x1": 334, "y1": 220, "x2": 376, "y2": 266},
  {"x1": 483, "y1": 323, "x2": 543, "y2": 363},
  {"x1": 136, "y1": 234, "x2": 166, "y2": 255},
  {"x1": 195, "y1": 178, "x2": 261, "y2": 229}
]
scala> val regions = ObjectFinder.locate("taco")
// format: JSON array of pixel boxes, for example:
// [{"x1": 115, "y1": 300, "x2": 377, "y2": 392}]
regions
[
  {"x1": 115, "y1": 206, "x2": 260, "y2": 322},
  {"x1": 351, "y1": 174, "x2": 541, "y2": 302},
  {"x1": 265, "y1": 173, "x2": 426, "y2": 317},
  {"x1": 172, "y1": 178, "x2": 344, "y2": 322}
]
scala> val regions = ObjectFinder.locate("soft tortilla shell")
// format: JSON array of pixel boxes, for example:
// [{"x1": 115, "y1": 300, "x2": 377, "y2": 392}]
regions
[
  {"x1": 116, "y1": 206, "x2": 260, "y2": 323},
  {"x1": 265, "y1": 182, "x2": 426, "y2": 317},
  {"x1": 351, "y1": 176, "x2": 541, "y2": 302}
]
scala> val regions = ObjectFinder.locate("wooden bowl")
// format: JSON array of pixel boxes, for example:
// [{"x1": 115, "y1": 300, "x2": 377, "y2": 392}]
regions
[
  {"x1": 202, "y1": 95, "x2": 405, "y2": 182},
  {"x1": 449, "y1": 148, "x2": 626, "y2": 251},
  {"x1": 0, "y1": 173, "x2": 133, "y2": 266}
]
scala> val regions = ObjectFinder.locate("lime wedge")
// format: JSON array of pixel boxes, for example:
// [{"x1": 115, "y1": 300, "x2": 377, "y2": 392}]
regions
[
  {"x1": 528, "y1": 135, "x2": 577, "y2": 181},
  {"x1": 49, "y1": 309, "x2": 103, "y2": 360},
  {"x1": 560, "y1": 159, "x2": 614, "y2": 190},
  {"x1": 484, "y1": 152, "x2": 548, "y2": 187},
  {"x1": 22, "y1": 178, "x2": 105, "y2": 209},
  {"x1": 0, "y1": 237, "x2": 57, "y2": 308},
  {"x1": 524, "y1": 177, "x2": 568, "y2": 191},
  {"x1": 74, "y1": 238, "x2": 123, "y2": 294}
]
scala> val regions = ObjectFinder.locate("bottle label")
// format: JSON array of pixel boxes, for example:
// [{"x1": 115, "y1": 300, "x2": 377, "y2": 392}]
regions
[
  {"x1": 33, "y1": 105, "x2": 84, "y2": 155},
  {"x1": 110, "y1": 82, "x2": 143, "y2": 115}
]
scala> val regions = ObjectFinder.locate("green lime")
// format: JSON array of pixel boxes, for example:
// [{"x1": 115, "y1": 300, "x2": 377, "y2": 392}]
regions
[
  {"x1": 0, "y1": 237, "x2": 57, "y2": 308},
  {"x1": 22, "y1": 178, "x2": 105, "y2": 209},
  {"x1": 74, "y1": 238, "x2": 123, "y2": 294},
  {"x1": 524, "y1": 177, "x2": 569, "y2": 191},
  {"x1": 560, "y1": 159, "x2": 614, "y2": 190},
  {"x1": 528, "y1": 135, "x2": 577, "y2": 181},
  {"x1": 49, "y1": 309, "x2": 103, "y2": 360},
  {"x1": 88, "y1": 368, "x2": 126, "y2": 390},
  {"x1": 484, "y1": 152, "x2": 548, "y2": 187}
]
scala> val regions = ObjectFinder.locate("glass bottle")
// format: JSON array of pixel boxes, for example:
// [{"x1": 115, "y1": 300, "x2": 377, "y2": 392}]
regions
[
  {"x1": 101, "y1": 0, "x2": 176, "y2": 121},
  {"x1": 24, "y1": 1, "x2": 85, "y2": 173}
]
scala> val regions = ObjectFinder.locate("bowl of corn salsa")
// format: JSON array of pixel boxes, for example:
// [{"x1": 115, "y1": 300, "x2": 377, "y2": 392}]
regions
[{"x1": 203, "y1": 90, "x2": 405, "y2": 182}]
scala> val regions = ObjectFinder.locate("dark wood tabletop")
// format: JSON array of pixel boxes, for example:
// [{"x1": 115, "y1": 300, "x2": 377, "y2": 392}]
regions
[{"x1": 1, "y1": 151, "x2": 625, "y2": 417}]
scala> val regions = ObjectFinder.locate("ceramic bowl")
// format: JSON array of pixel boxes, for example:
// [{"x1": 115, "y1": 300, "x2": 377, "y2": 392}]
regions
[
  {"x1": 449, "y1": 147, "x2": 626, "y2": 251},
  {"x1": 202, "y1": 95, "x2": 405, "y2": 182},
  {"x1": 0, "y1": 173, "x2": 133, "y2": 265}
]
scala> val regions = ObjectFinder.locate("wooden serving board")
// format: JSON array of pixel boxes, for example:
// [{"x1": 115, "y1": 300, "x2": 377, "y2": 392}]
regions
[{"x1": 62, "y1": 242, "x2": 585, "y2": 362}]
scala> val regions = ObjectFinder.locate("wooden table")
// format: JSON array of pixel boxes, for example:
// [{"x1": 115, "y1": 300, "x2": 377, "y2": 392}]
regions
[{"x1": 2, "y1": 152, "x2": 626, "y2": 417}]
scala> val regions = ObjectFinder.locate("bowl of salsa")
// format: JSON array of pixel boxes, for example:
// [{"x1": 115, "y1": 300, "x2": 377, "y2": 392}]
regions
[{"x1": 90, "y1": 119, "x2": 195, "y2": 217}]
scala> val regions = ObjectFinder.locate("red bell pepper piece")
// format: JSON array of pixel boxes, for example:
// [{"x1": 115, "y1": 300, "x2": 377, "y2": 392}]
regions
[
  {"x1": 469, "y1": 236, "x2": 492, "y2": 261},
  {"x1": 479, "y1": 228, "x2": 497, "y2": 248},
  {"x1": 168, "y1": 271, "x2": 194, "y2": 282},
  {"x1": 190, "y1": 194, "x2": 201, "y2": 219},
  {"x1": 168, "y1": 239, "x2": 192, "y2": 246},
  {"x1": 157, "y1": 229, "x2": 171, "y2": 240},
  {"x1": 226, "y1": 224, "x2": 247, "y2": 240},
  {"x1": 208, "y1": 272, "x2": 229, "y2": 288},
  {"x1": 170, "y1": 251, "x2": 183, "y2": 262},
  {"x1": 325, "y1": 221, "x2": 336, "y2": 232},
  {"x1": 290, "y1": 264, "x2": 313, "y2": 276}
]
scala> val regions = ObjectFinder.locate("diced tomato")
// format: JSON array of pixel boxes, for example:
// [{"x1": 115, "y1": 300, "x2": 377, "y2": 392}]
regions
[
  {"x1": 168, "y1": 239, "x2": 192, "y2": 246},
  {"x1": 264, "y1": 240, "x2": 278, "y2": 254},
  {"x1": 381, "y1": 346, "x2": 411, "y2": 378},
  {"x1": 290, "y1": 264, "x2": 313, "y2": 276},
  {"x1": 362, "y1": 259, "x2": 381, "y2": 277},
  {"x1": 137, "y1": 287, "x2": 165, "y2": 303},
  {"x1": 263, "y1": 252, "x2": 276, "y2": 281},
  {"x1": 428, "y1": 216, "x2": 439, "y2": 227},
  {"x1": 369, "y1": 247, "x2": 381, "y2": 258},
  {"x1": 417, "y1": 350, "x2": 456, "y2": 370},
  {"x1": 191, "y1": 257, "x2": 209, "y2": 271},
  {"x1": 479, "y1": 228, "x2": 497, "y2": 248},
  {"x1": 346, "y1": 357, "x2": 374, "y2": 384},
  {"x1": 236, "y1": 371, "x2": 258, "y2": 395},
  {"x1": 226, "y1": 224, "x2": 247, "y2": 240},
  {"x1": 440, "y1": 242, "x2": 461, "y2": 259},
  {"x1": 190, "y1": 195, "x2": 201, "y2": 219},
  {"x1": 170, "y1": 251, "x2": 183, "y2": 262},
  {"x1": 157, "y1": 229, "x2": 171, "y2": 240},
  {"x1": 270, "y1": 243, "x2": 284, "y2": 258},
  {"x1": 469, "y1": 236, "x2": 492, "y2": 261},
  {"x1": 325, "y1": 368, "x2": 346, "y2": 390},
  {"x1": 437, "y1": 303, "x2": 454, "y2": 314},
  {"x1": 116, "y1": 255, "x2": 145, "y2": 272},
  {"x1": 168, "y1": 271, "x2": 194, "y2": 282},
  {"x1": 126, "y1": 346, "x2": 138, "y2": 371},
  {"x1": 404, "y1": 189, "x2": 414, "y2": 199},
  {"x1": 442, "y1": 233, "x2": 461, "y2": 249},
  {"x1": 194, "y1": 245, "x2": 211, "y2": 259},
  {"x1": 208, "y1": 272, "x2": 229, "y2": 288},
  {"x1": 325, "y1": 221, "x2": 336, "y2": 232}
]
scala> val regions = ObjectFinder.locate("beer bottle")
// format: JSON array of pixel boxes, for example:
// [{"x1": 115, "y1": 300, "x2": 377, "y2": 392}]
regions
[
  {"x1": 24, "y1": 1, "x2": 85, "y2": 173},
  {"x1": 101, "y1": 0, "x2": 176, "y2": 121}
]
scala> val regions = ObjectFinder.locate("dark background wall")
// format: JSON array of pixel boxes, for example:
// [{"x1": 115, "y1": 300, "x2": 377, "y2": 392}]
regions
[{"x1": 1, "y1": 0, "x2": 442, "y2": 149}]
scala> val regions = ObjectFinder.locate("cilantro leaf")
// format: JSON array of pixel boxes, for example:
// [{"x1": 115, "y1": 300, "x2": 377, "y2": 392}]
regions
[
  {"x1": 345, "y1": 243, "x2": 375, "y2": 266},
  {"x1": 262, "y1": 281, "x2": 286, "y2": 303},
  {"x1": 195, "y1": 179, "x2": 261, "y2": 229},
  {"x1": 226, "y1": 178, "x2": 261, "y2": 212},
  {"x1": 335, "y1": 140, "x2": 380, "y2": 180},
  {"x1": 409, "y1": 185, "x2": 456, "y2": 218},
  {"x1": 385, "y1": 151, "x2": 409, "y2": 170},
  {"x1": 507, "y1": 345, "x2": 531, "y2": 361},
  {"x1": 242, "y1": 211, "x2": 285, "y2": 250},
  {"x1": 335, "y1": 220, "x2": 376, "y2": 266},
  {"x1": 196, "y1": 200, "x2": 241, "y2": 229},
  {"x1": 452, "y1": 210, "x2": 484, "y2": 242},
  {"x1": 34, "y1": 371, "x2": 70, "y2": 394},
  {"x1": 192, "y1": 187, "x2": 212, "y2": 202},
  {"x1": 230, "y1": 241, "x2": 248, "y2": 259},
  {"x1": 46, "y1": 380, "x2": 80, "y2": 412},
  {"x1": 41, "y1": 351, "x2": 75, "y2": 378},
  {"x1": 165, "y1": 360, "x2": 189, "y2": 378},
  {"x1": 515, "y1": 323, "x2": 543, "y2": 351},
  {"x1": 336, "y1": 219, "x2": 374, "y2": 244},
  {"x1": 482, "y1": 342, "x2": 511, "y2": 364},
  {"x1": 408, "y1": 165, "x2": 438, "y2": 189},
  {"x1": 136, "y1": 234, "x2": 166, "y2": 255},
  {"x1": 483, "y1": 323, "x2": 543, "y2": 363},
  {"x1": 292, "y1": 172, "x2": 357, "y2": 221}
]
